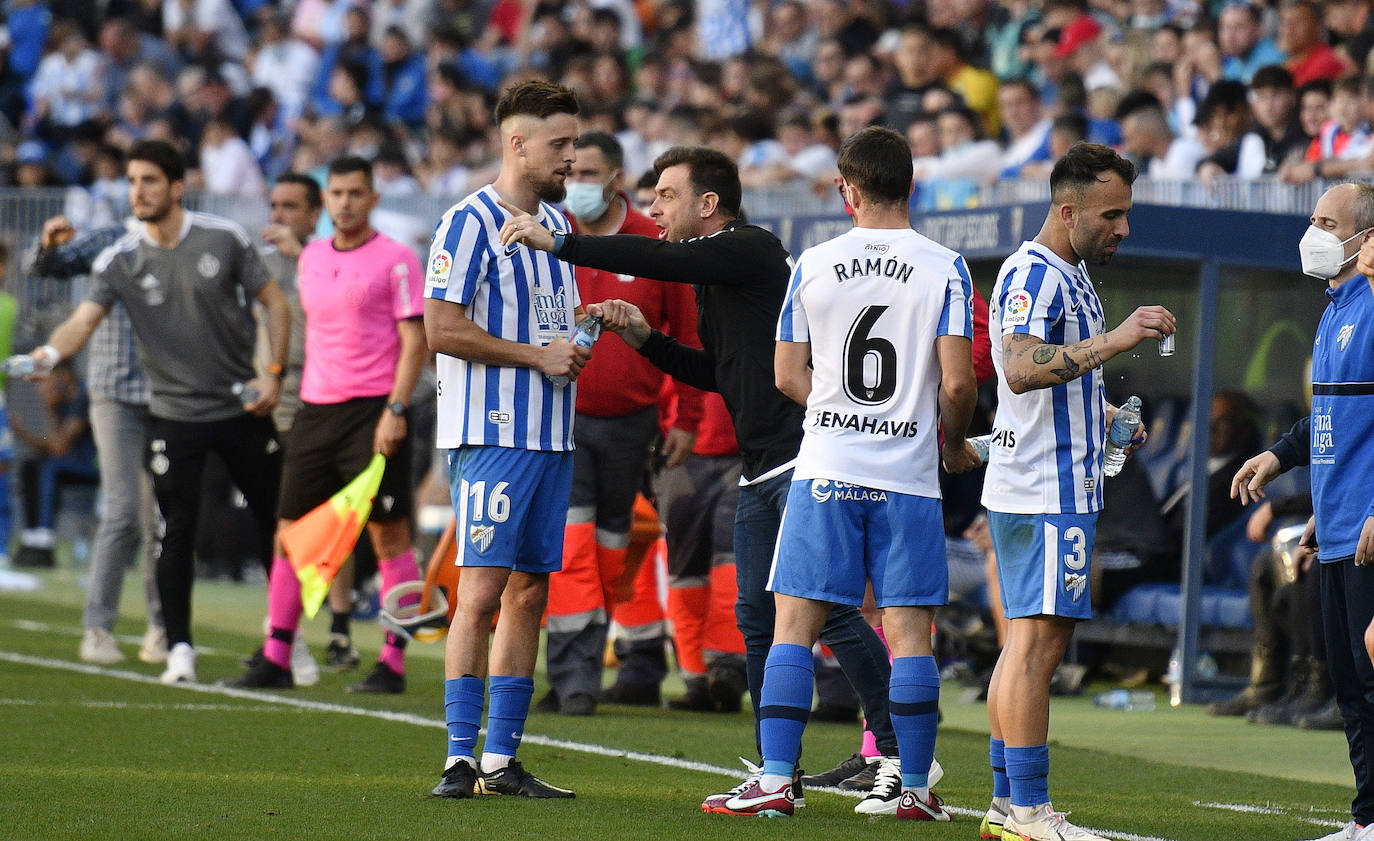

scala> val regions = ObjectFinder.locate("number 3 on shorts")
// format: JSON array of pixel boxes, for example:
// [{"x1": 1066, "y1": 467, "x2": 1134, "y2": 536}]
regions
[
  {"x1": 1062, "y1": 526, "x2": 1087, "y2": 571},
  {"x1": 462, "y1": 479, "x2": 512, "y2": 523}
]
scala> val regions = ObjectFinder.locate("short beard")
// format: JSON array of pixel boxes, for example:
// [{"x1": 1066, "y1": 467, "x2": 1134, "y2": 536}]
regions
[
  {"x1": 529, "y1": 172, "x2": 566, "y2": 203},
  {"x1": 135, "y1": 200, "x2": 173, "y2": 224}
]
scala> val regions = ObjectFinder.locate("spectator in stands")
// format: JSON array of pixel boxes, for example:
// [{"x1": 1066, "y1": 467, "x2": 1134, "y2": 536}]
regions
[
  {"x1": 1287, "y1": 75, "x2": 1372, "y2": 184},
  {"x1": 1194, "y1": 80, "x2": 1267, "y2": 184},
  {"x1": 1280, "y1": 0, "x2": 1353, "y2": 86},
  {"x1": 1248, "y1": 65, "x2": 1309, "y2": 174},
  {"x1": 10, "y1": 360, "x2": 97, "y2": 569},
  {"x1": 1120, "y1": 103, "x2": 1207, "y2": 178},
  {"x1": 248, "y1": 9, "x2": 319, "y2": 121},
  {"x1": 199, "y1": 114, "x2": 266, "y2": 198},
  {"x1": 1327, "y1": 0, "x2": 1374, "y2": 73},
  {"x1": 27, "y1": 19, "x2": 106, "y2": 143},
  {"x1": 1219, "y1": 1, "x2": 1284, "y2": 84},
  {"x1": 998, "y1": 79, "x2": 1054, "y2": 179},
  {"x1": 1056, "y1": 15, "x2": 1122, "y2": 108},
  {"x1": 162, "y1": 0, "x2": 249, "y2": 62},
  {"x1": 372, "y1": 27, "x2": 425, "y2": 128},
  {"x1": 309, "y1": 5, "x2": 375, "y2": 116},
  {"x1": 759, "y1": 0, "x2": 817, "y2": 84},
  {"x1": 913, "y1": 104, "x2": 1003, "y2": 185},
  {"x1": 98, "y1": 17, "x2": 180, "y2": 112},
  {"x1": 930, "y1": 25, "x2": 1002, "y2": 135},
  {"x1": 810, "y1": 38, "x2": 850, "y2": 108}
]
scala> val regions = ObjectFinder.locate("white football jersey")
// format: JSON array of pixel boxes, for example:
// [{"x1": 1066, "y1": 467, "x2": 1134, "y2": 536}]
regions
[
  {"x1": 425, "y1": 185, "x2": 580, "y2": 451},
  {"x1": 982, "y1": 241, "x2": 1107, "y2": 515},
  {"x1": 776, "y1": 226, "x2": 973, "y2": 498}
]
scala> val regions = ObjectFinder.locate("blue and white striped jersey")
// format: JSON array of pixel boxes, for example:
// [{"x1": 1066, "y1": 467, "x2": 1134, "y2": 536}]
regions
[
  {"x1": 777, "y1": 226, "x2": 973, "y2": 498},
  {"x1": 425, "y1": 185, "x2": 581, "y2": 451},
  {"x1": 983, "y1": 241, "x2": 1108, "y2": 515}
]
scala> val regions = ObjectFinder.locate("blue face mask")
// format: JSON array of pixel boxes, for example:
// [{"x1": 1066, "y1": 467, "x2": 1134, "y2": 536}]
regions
[{"x1": 564, "y1": 179, "x2": 613, "y2": 222}]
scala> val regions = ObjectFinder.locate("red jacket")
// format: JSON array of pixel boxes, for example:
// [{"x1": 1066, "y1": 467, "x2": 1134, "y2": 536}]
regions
[
  {"x1": 571, "y1": 196, "x2": 704, "y2": 432},
  {"x1": 660, "y1": 381, "x2": 738, "y2": 457}
]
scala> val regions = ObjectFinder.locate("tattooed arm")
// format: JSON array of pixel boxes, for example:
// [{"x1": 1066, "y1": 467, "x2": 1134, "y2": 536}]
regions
[{"x1": 1001, "y1": 304, "x2": 1176, "y2": 393}]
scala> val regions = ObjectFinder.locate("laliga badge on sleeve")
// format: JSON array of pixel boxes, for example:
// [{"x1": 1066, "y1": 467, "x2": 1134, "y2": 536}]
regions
[{"x1": 427, "y1": 250, "x2": 453, "y2": 289}]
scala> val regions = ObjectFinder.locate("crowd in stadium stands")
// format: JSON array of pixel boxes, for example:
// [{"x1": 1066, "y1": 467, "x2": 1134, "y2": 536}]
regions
[{"x1": 0, "y1": 0, "x2": 1373, "y2": 212}]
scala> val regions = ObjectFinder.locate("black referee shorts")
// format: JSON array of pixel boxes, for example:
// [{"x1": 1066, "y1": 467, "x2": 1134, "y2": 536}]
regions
[{"x1": 278, "y1": 396, "x2": 412, "y2": 522}]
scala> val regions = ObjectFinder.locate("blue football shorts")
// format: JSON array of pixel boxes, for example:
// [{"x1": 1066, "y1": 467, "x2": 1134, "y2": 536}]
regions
[
  {"x1": 988, "y1": 510, "x2": 1099, "y2": 620},
  {"x1": 447, "y1": 445, "x2": 573, "y2": 574},
  {"x1": 768, "y1": 478, "x2": 947, "y2": 608}
]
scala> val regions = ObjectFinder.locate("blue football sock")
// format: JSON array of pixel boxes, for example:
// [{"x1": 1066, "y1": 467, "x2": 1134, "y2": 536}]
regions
[
  {"x1": 444, "y1": 675, "x2": 485, "y2": 761},
  {"x1": 759, "y1": 643, "x2": 813, "y2": 779},
  {"x1": 1004, "y1": 744, "x2": 1050, "y2": 808},
  {"x1": 484, "y1": 675, "x2": 535, "y2": 759},
  {"x1": 990, "y1": 737, "x2": 1010, "y2": 799},
  {"x1": 890, "y1": 655, "x2": 940, "y2": 789}
]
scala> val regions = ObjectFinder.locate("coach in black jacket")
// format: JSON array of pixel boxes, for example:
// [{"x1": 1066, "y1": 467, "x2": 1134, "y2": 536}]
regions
[{"x1": 499, "y1": 146, "x2": 897, "y2": 798}]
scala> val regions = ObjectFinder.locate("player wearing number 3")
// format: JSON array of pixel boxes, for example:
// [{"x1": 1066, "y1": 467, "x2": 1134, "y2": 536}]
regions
[
  {"x1": 424, "y1": 81, "x2": 587, "y2": 801},
  {"x1": 981, "y1": 143, "x2": 1175, "y2": 841}
]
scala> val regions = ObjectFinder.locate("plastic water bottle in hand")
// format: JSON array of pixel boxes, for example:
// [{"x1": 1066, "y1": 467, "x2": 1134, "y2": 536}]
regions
[
  {"x1": 968, "y1": 433, "x2": 992, "y2": 466},
  {"x1": 2, "y1": 355, "x2": 37, "y2": 377},
  {"x1": 1103, "y1": 395, "x2": 1142, "y2": 477},
  {"x1": 546, "y1": 315, "x2": 603, "y2": 387},
  {"x1": 233, "y1": 381, "x2": 260, "y2": 406}
]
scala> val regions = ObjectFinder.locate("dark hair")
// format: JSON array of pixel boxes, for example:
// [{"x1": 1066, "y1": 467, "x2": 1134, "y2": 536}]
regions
[
  {"x1": 1297, "y1": 78, "x2": 1334, "y2": 100},
  {"x1": 1000, "y1": 78, "x2": 1040, "y2": 102},
  {"x1": 1195, "y1": 79, "x2": 1249, "y2": 126},
  {"x1": 837, "y1": 126, "x2": 912, "y2": 205},
  {"x1": 494, "y1": 79, "x2": 580, "y2": 123},
  {"x1": 127, "y1": 139, "x2": 186, "y2": 182},
  {"x1": 929, "y1": 27, "x2": 965, "y2": 61},
  {"x1": 275, "y1": 172, "x2": 323, "y2": 208},
  {"x1": 635, "y1": 169, "x2": 657, "y2": 191},
  {"x1": 1050, "y1": 112, "x2": 1089, "y2": 143},
  {"x1": 1223, "y1": 1, "x2": 1263, "y2": 24},
  {"x1": 1249, "y1": 64, "x2": 1293, "y2": 92},
  {"x1": 1049, "y1": 141, "x2": 1136, "y2": 203},
  {"x1": 573, "y1": 131, "x2": 624, "y2": 169},
  {"x1": 327, "y1": 154, "x2": 374, "y2": 186},
  {"x1": 937, "y1": 105, "x2": 985, "y2": 141},
  {"x1": 652, "y1": 146, "x2": 742, "y2": 219}
]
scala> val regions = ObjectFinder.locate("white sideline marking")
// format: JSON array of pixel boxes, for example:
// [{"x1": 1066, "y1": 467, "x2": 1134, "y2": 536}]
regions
[
  {"x1": 1195, "y1": 801, "x2": 1344, "y2": 828},
  {"x1": 0, "y1": 697, "x2": 287, "y2": 713},
  {"x1": 11, "y1": 619, "x2": 228, "y2": 656},
  {"x1": 1, "y1": 648, "x2": 1182, "y2": 841}
]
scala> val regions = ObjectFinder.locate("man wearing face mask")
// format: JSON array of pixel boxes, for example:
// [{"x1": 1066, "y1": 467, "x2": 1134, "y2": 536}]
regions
[
  {"x1": 539, "y1": 131, "x2": 706, "y2": 715},
  {"x1": 1234, "y1": 182, "x2": 1374, "y2": 841}
]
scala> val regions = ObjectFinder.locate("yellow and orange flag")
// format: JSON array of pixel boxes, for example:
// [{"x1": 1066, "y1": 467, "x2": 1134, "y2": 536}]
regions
[{"x1": 281, "y1": 453, "x2": 386, "y2": 618}]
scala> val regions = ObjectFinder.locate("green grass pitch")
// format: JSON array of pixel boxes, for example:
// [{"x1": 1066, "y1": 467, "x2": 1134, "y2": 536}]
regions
[{"x1": 0, "y1": 569, "x2": 1357, "y2": 841}]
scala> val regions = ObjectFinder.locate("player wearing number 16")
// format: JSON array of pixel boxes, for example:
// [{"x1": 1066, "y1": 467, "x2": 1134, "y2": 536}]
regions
[
  {"x1": 980, "y1": 143, "x2": 1175, "y2": 841},
  {"x1": 423, "y1": 80, "x2": 585, "y2": 801}
]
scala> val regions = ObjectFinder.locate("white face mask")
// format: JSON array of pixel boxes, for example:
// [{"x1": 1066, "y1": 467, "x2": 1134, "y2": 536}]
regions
[
  {"x1": 563, "y1": 178, "x2": 613, "y2": 222},
  {"x1": 1299, "y1": 225, "x2": 1370, "y2": 279}
]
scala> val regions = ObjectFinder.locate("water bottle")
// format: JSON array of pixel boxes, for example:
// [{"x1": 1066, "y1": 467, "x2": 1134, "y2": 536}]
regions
[
  {"x1": 546, "y1": 315, "x2": 603, "y2": 387},
  {"x1": 3, "y1": 355, "x2": 36, "y2": 377},
  {"x1": 1102, "y1": 395, "x2": 1142, "y2": 478},
  {"x1": 232, "y1": 381, "x2": 260, "y2": 406},
  {"x1": 1092, "y1": 689, "x2": 1155, "y2": 711},
  {"x1": 968, "y1": 433, "x2": 992, "y2": 465}
]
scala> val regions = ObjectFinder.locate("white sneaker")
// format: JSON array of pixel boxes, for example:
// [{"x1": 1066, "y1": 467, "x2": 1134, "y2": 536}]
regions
[
  {"x1": 79, "y1": 628, "x2": 125, "y2": 664},
  {"x1": 1003, "y1": 803, "x2": 1110, "y2": 841},
  {"x1": 160, "y1": 642, "x2": 197, "y2": 684},
  {"x1": 855, "y1": 757, "x2": 902, "y2": 814},
  {"x1": 138, "y1": 626, "x2": 168, "y2": 664},
  {"x1": 291, "y1": 634, "x2": 319, "y2": 687},
  {"x1": 928, "y1": 757, "x2": 943, "y2": 789},
  {"x1": 1307, "y1": 821, "x2": 1365, "y2": 841}
]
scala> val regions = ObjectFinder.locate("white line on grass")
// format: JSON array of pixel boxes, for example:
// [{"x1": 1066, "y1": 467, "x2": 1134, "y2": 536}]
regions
[
  {"x1": 0, "y1": 697, "x2": 289, "y2": 713},
  {"x1": 0, "y1": 649, "x2": 1179, "y2": 841},
  {"x1": 1194, "y1": 801, "x2": 1344, "y2": 828},
  {"x1": 10, "y1": 619, "x2": 230, "y2": 656}
]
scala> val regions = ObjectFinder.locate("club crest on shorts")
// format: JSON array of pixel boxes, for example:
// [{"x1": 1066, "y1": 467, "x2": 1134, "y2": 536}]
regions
[
  {"x1": 1065, "y1": 571, "x2": 1088, "y2": 601},
  {"x1": 469, "y1": 524, "x2": 495, "y2": 553}
]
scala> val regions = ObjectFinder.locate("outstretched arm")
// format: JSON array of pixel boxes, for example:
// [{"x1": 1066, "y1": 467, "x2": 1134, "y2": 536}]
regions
[{"x1": 1001, "y1": 305, "x2": 1175, "y2": 393}]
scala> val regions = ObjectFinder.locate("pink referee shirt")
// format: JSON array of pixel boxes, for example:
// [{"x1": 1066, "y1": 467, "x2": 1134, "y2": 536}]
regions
[{"x1": 297, "y1": 232, "x2": 424, "y2": 404}]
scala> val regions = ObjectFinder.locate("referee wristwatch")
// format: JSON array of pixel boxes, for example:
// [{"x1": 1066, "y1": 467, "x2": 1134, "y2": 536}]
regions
[{"x1": 386, "y1": 401, "x2": 407, "y2": 417}]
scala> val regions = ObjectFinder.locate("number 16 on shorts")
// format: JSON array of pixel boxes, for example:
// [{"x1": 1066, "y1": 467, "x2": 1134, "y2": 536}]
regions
[{"x1": 461, "y1": 478, "x2": 511, "y2": 554}]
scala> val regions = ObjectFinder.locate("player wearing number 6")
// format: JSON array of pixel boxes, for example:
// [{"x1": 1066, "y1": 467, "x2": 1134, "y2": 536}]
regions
[
  {"x1": 981, "y1": 143, "x2": 1175, "y2": 841},
  {"x1": 424, "y1": 80, "x2": 586, "y2": 801},
  {"x1": 716, "y1": 125, "x2": 979, "y2": 820}
]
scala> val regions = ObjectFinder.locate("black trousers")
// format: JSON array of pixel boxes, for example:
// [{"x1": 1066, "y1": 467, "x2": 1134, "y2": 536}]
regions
[
  {"x1": 1320, "y1": 558, "x2": 1374, "y2": 824},
  {"x1": 148, "y1": 414, "x2": 281, "y2": 646}
]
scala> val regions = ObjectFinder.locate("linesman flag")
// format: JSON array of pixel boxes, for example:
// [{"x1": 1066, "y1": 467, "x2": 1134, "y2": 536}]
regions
[{"x1": 281, "y1": 453, "x2": 386, "y2": 618}]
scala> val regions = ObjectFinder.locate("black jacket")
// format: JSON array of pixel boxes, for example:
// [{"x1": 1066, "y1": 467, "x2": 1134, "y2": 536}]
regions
[{"x1": 557, "y1": 221, "x2": 804, "y2": 481}]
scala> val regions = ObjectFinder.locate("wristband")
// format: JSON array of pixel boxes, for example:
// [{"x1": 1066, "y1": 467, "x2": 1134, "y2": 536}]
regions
[
  {"x1": 266, "y1": 362, "x2": 284, "y2": 377},
  {"x1": 552, "y1": 231, "x2": 567, "y2": 255}
]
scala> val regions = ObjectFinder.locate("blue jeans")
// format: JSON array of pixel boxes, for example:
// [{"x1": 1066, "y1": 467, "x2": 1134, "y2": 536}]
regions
[{"x1": 734, "y1": 469, "x2": 896, "y2": 754}]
